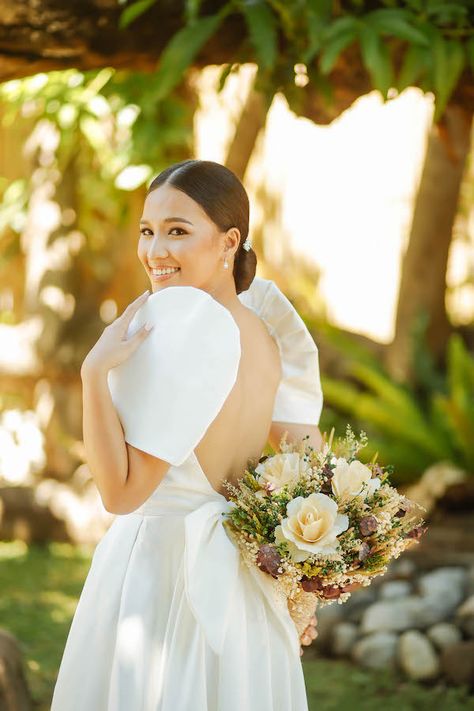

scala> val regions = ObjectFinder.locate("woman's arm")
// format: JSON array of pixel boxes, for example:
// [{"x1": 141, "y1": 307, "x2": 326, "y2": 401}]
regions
[
  {"x1": 81, "y1": 363, "x2": 171, "y2": 515},
  {"x1": 268, "y1": 421, "x2": 323, "y2": 452},
  {"x1": 81, "y1": 363, "x2": 129, "y2": 511}
]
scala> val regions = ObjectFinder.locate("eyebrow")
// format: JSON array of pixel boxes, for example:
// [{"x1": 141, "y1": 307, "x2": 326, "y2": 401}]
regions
[{"x1": 140, "y1": 217, "x2": 194, "y2": 225}]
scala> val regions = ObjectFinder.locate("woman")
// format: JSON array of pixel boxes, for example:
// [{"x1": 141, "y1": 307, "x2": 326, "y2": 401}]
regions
[{"x1": 51, "y1": 159, "x2": 323, "y2": 710}]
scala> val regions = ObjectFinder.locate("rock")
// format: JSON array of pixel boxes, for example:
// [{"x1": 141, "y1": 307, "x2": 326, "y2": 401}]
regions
[
  {"x1": 379, "y1": 580, "x2": 412, "y2": 599},
  {"x1": 467, "y1": 565, "x2": 474, "y2": 596},
  {"x1": 426, "y1": 623, "x2": 462, "y2": 651},
  {"x1": 343, "y1": 586, "x2": 377, "y2": 624},
  {"x1": 416, "y1": 567, "x2": 467, "y2": 623},
  {"x1": 398, "y1": 630, "x2": 440, "y2": 681},
  {"x1": 386, "y1": 557, "x2": 416, "y2": 580},
  {"x1": 351, "y1": 632, "x2": 398, "y2": 670},
  {"x1": 330, "y1": 622, "x2": 358, "y2": 657},
  {"x1": 417, "y1": 566, "x2": 467, "y2": 601},
  {"x1": 440, "y1": 641, "x2": 474, "y2": 689},
  {"x1": 313, "y1": 600, "x2": 345, "y2": 653},
  {"x1": 455, "y1": 594, "x2": 474, "y2": 638},
  {"x1": 0, "y1": 628, "x2": 34, "y2": 710},
  {"x1": 360, "y1": 597, "x2": 426, "y2": 633}
]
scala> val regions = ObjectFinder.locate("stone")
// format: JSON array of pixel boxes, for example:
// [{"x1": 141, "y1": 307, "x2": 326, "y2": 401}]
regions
[
  {"x1": 0, "y1": 628, "x2": 34, "y2": 710},
  {"x1": 440, "y1": 641, "x2": 474, "y2": 689},
  {"x1": 330, "y1": 622, "x2": 358, "y2": 657},
  {"x1": 343, "y1": 586, "x2": 377, "y2": 624},
  {"x1": 467, "y1": 565, "x2": 474, "y2": 596},
  {"x1": 379, "y1": 580, "x2": 412, "y2": 599},
  {"x1": 416, "y1": 567, "x2": 467, "y2": 624},
  {"x1": 417, "y1": 566, "x2": 467, "y2": 602},
  {"x1": 398, "y1": 630, "x2": 440, "y2": 681},
  {"x1": 313, "y1": 600, "x2": 345, "y2": 653},
  {"x1": 455, "y1": 594, "x2": 474, "y2": 638},
  {"x1": 386, "y1": 557, "x2": 416, "y2": 580},
  {"x1": 351, "y1": 632, "x2": 398, "y2": 670},
  {"x1": 426, "y1": 623, "x2": 462, "y2": 651},
  {"x1": 360, "y1": 597, "x2": 426, "y2": 633}
]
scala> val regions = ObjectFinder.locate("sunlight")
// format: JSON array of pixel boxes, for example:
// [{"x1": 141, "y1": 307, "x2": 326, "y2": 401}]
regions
[{"x1": 194, "y1": 66, "x2": 438, "y2": 343}]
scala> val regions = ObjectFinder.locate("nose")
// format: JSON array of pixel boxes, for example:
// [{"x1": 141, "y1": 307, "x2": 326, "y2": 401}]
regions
[{"x1": 147, "y1": 234, "x2": 170, "y2": 259}]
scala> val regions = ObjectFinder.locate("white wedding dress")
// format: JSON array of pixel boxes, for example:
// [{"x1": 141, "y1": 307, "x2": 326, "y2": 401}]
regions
[{"x1": 50, "y1": 277, "x2": 324, "y2": 711}]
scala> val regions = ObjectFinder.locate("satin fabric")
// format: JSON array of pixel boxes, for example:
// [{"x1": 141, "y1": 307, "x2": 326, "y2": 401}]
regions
[
  {"x1": 238, "y1": 277, "x2": 323, "y2": 425},
  {"x1": 107, "y1": 286, "x2": 242, "y2": 466},
  {"x1": 50, "y1": 451, "x2": 308, "y2": 710},
  {"x1": 52, "y1": 278, "x2": 322, "y2": 709}
]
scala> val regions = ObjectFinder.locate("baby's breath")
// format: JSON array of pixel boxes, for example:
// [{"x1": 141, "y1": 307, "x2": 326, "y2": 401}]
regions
[{"x1": 221, "y1": 426, "x2": 428, "y2": 622}]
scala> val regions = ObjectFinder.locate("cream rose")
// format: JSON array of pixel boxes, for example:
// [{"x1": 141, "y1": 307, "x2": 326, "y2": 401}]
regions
[
  {"x1": 274, "y1": 493, "x2": 349, "y2": 562},
  {"x1": 255, "y1": 452, "x2": 309, "y2": 493},
  {"x1": 331, "y1": 458, "x2": 381, "y2": 503}
]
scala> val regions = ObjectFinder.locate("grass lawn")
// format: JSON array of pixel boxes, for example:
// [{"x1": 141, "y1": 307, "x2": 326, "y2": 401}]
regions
[{"x1": 0, "y1": 540, "x2": 473, "y2": 711}]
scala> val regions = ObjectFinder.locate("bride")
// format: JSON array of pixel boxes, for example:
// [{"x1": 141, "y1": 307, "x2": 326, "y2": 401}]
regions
[{"x1": 51, "y1": 159, "x2": 323, "y2": 710}]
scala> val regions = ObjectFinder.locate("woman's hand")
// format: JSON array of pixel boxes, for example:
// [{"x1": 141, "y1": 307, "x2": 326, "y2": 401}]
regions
[
  {"x1": 299, "y1": 614, "x2": 318, "y2": 656},
  {"x1": 81, "y1": 289, "x2": 153, "y2": 377}
]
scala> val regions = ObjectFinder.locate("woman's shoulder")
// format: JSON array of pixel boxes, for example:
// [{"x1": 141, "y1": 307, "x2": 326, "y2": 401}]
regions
[{"x1": 235, "y1": 302, "x2": 281, "y2": 373}]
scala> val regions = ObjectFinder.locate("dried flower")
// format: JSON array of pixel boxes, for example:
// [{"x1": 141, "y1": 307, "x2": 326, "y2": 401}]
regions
[
  {"x1": 256, "y1": 544, "x2": 283, "y2": 578},
  {"x1": 406, "y1": 524, "x2": 428, "y2": 540},
  {"x1": 359, "y1": 515, "x2": 378, "y2": 536}
]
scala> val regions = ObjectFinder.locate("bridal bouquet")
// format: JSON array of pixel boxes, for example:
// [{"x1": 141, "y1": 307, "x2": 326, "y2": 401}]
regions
[{"x1": 221, "y1": 425, "x2": 428, "y2": 637}]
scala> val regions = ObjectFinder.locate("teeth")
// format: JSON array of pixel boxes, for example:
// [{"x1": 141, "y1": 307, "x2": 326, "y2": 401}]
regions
[{"x1": 151, "y1": 267, "x2": 180, "y2": 275}]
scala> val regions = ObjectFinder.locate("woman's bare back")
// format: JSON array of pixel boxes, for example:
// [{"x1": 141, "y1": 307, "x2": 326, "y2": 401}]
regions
[{"x1": 194, "y1": 303, "x2": 282, "y2": 497}]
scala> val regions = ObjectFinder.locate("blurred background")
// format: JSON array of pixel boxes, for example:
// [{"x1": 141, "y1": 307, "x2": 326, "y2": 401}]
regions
[{"x1": 0, "y1": 1, "x2": 473, "y2": 709}]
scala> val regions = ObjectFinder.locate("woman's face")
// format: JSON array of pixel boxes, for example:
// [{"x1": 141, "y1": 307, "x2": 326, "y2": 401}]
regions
[{"x1": 138, "y1": 183, "x2": 238, "y2": 293}]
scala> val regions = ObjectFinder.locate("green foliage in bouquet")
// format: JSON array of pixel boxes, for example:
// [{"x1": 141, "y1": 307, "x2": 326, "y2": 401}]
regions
[
  {"x1": 319, "y1": 324, "x2": 474, "y2": 482},
  {"x1": 222, "y1": 425, "x2": 427, "y2": 614}
]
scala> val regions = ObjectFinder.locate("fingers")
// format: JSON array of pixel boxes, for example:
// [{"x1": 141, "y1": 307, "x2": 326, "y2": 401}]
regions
[
  {"x1": 119, "y1": 290, "x2": 150, "y2": 333},
  {"x1": 308, "y1": 625, "x2": 318, "y2": 640},
  {"x1": 128, "y1": 321, "x2": 154, "y2": 345}
]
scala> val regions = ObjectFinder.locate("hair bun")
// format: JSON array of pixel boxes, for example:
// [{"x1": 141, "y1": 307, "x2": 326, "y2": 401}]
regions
[{"x1": 234, "y1": 242, "x2": 257, "y2": 294}]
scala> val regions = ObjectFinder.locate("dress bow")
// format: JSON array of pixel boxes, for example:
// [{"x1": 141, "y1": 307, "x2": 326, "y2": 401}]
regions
[{"x1": 183, "y1": 498, "x2": 240, "y2": 655}]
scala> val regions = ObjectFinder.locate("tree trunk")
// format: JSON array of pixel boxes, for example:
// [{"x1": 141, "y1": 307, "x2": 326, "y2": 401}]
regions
[{"x1": 386, "y1": 106, "x2": 473, "y2": 382}]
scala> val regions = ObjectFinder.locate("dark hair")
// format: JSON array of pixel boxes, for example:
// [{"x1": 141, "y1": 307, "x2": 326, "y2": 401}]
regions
[{"x1": 146, "y1": 159, "x2": 257, "y2": 294}]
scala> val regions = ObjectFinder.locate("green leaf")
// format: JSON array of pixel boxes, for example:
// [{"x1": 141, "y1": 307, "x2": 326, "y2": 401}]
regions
[
  {"x1": 119, "y1": 0, "x2": 156, "y2": 29},
  {"x1": 241, "y1": 0, "x2": 279, "y2": 71},
  {"x1": 319, "y1": 26, "x2": 358, "y2": 75},
  {"x1": 397, "y1": 43, "x2": 431, "y2": 91},
  {"x1": 425, "y1": 2, "x2": 469, "y2": 25},
  {"x1": 432, "y1": 34, "x2": 466, "y2": 122},
  {"x1": 322, "y1": 15, "x2": 359, "y2": 43},
  {"x1": 153, "y1": 12, "x2": 227, "y2": 101},
  {"x1": 365, "y1": 9, "x2": 430, "y2": 46},
  {"x1": 184, "y1": 0, "x2": 203, "y2": 24},
  {"x1": 466, "y1": 37, "x2": 474, "y2": 73},
  {"x1": 306, "y1": 0, "x2": 332, "y2": 21},
  {"x1": 216, "y1": 63, "x2": 234, "y2": 93},
  {"x1": 303, "y1": 11, "x2": 327, "y2": 64},
  {"x1": 359, "y1": 24, "x2": 394, "y2": 98}
]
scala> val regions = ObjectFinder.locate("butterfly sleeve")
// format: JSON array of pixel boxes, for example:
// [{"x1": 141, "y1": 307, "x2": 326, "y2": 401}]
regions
[
  {"x1": 238, "y1": 277, "x2": 323, "y2": 425},
  {"x1": 107, "y1": 286, "x2": 242, "y2": 467}
]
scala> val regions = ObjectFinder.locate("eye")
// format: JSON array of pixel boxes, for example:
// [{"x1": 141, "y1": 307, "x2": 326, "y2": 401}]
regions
[{"x1": 139, "y1": 227, "x2": 187, "y2": 237}]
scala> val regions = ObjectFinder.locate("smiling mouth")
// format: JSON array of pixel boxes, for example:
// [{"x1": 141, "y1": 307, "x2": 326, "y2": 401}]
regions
[{"x1": 149, "y1": 267, "x2": 181, "y2": 277}]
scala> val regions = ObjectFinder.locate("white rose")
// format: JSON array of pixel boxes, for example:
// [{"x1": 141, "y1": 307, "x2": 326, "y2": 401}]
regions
[
  {"x1": 274, "y1": 493, "x2": 349, "y2": 562},
  {"x1": 255, "y1": 452, "x2": 309, "y2": 493},
  {"x1": 331, "y1": 458, "x2": 381, "y2": 503}
]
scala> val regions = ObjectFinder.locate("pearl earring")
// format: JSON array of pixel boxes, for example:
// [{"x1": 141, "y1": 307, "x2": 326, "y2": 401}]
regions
[{"x1": 223, "y1": 257, "x2": 229, "y2": 270}]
